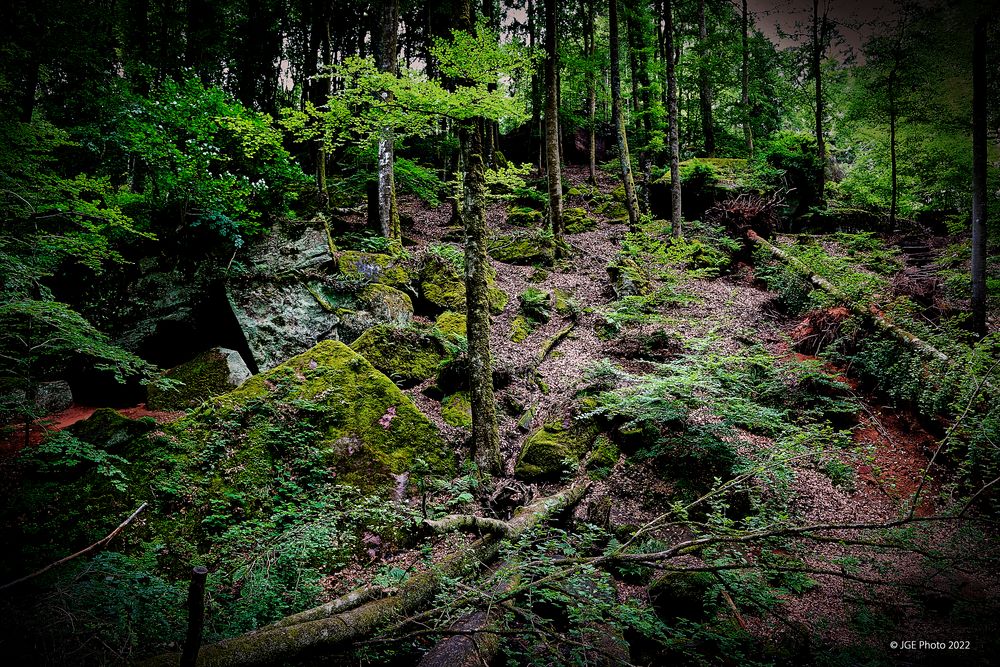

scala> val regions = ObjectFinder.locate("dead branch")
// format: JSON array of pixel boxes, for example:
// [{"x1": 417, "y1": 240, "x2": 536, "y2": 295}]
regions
[
  {"x1": 142, "y1": 483, "x2": 590, "y2": 667},
  {"x1": 423, "y1": 514, "x2": 512, "y2": 536},
  {"x1": 0, "y1": 503, "x2": 148, "y2": 592}
]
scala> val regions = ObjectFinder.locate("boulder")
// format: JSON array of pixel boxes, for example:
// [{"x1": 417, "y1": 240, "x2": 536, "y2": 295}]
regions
[
  {"x1": 416, "y1": 255, "x2": 508, "y2": 315},
  {"x1": 488, "y1": 233, "x2": 555, "y2": 265},
  {"x1": 508, "y1": 206, "x2": 544, "y2": 228},
  {"x1": 146, "y1": 347, "x2": 251, "y2": 411},
  {"x1": 434, "y1": 311, "x2": 467, "y2": 338},
  {"x1": 349, "y1": 325, "x2": 448, "y2": 387},
  {"x1": 441, "y1": 392, "x2": 472, "y2": 427},
  {"x1": 34, "y1": 381, "x2": 73, "y2": 415},
  {"x1": 514, "y1": 419, "x2": 598, "y2": 480},
  {"x1": 563, "y1": 207, "x2": 597, "y2": 234},
  {"x1": 607, "y1": 256, "x2": 654, "y2": 298},
  {"x1": 337, "y1": 251, "x2": 411, "y2": 288}
]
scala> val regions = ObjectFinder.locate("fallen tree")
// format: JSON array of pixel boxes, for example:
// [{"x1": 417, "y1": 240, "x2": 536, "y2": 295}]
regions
[
  {"x1": 143, "y1": 482, "x2": 590, "y2": 667},
  {"x1": 747, "y1": 230, "x2": 950, "y2": 364}
]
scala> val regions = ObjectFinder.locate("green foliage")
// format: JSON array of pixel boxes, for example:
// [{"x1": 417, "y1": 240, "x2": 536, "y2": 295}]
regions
[
  {"x1": 394, "y1": 157, "x2": 445, "y2": 207},
  {"x1": 116, "y1": 77, "x2": 306, "y2": 243}
]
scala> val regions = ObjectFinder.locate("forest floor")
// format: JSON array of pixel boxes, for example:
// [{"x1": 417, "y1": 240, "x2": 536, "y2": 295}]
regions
[
  {"x1": 393, "y1": 164, "x2": 1000, "y2": 658},
  {"x1": 7, "y1": 165, "x2": 999, "y2": 663}
]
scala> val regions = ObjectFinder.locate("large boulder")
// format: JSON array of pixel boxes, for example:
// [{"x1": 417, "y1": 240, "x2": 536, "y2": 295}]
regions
[
  {"x1": 488, "y1": 233, "x2": 555, "y2": 265},
  {"x1": 34, "y1": 381, "x2": 73, "y2": 415},
  {"x1": 350, "y1": 325, "x2": 448, "y2": 387},
  {"x1": 146, "y1": 347, "x2": 251, "y2": 410},
  {"x1": 416, "y1": 255, "x2": 508, "y2": 315}
]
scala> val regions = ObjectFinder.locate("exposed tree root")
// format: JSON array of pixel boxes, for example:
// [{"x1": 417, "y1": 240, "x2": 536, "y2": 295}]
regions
[{"x1": 143, "y1": 483, "x2": 590, "y2": 667}]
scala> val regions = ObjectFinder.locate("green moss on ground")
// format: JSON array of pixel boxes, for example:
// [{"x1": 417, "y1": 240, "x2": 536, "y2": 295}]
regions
[
  {"x1": 563, "y1": 207, "x2": 597, "y2": 234},
  {"x1": 514, "y1": 419, "x2": 598, "y2": 480},
  {"x1": 510, "y1": 315, "x2": 533, "y2": 343},
  {"x1": 607, "y1": 256, "x2": 654, "y2": 298},
  {"x1": 586, "y1": 435, "x2": 620, "y2": 480},
  {"x1": 441, "y1": 392, "x2": 473, "y2": 427},
  {"x1": 349, "y1": 324, "x2": 448, "y2": 386},
  {"x1": 551, "y1": 288, "x2": 580, "y2": 318}
]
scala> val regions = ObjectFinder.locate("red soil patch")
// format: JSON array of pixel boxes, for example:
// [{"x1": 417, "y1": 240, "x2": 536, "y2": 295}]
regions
[
  {"x1": 0, "y1": 403, "x2": 183, "y2": 456},
  {"x1": 852, "y1": 408, "x2": 940, "y2": 516}
]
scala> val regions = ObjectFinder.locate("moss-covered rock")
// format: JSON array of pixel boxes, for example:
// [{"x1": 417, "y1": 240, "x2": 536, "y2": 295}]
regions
[
  {"x1": 417, "y1": 255, "x2": 466, "y2": 312},
  {"x1": 488, "y1": 287, "x2": 509, "y2": 314},
  {"x1": 488, "y1": 233, "x2": 554, "y2": 265},
  {"x1": 563, "y1": 207, "x2": 597, "y2": 234},
  {"x1": 441, "y1": 392, "x2": 472, "y2": 428},
  {"x1": 514, "y1": 419, "x2": 598, "y2": 480},
  {"x1": 336, "y1": 283, "x2": 415, "y2": 343},
  {"x1": 146, "y1": 347, "x2": 252, "y2": 411},
  {"x1": 349, "y1": 325, "x2": 447, "y2": 387},
  {"x1": 606, "y1": 256, "x2": 654, "y2": 298},
  {"x1": 337, "y1": 251, "x2": 411, "y2": 288},
  {"x1": 596, "y1": 199, "x2": 629, "y2": 222},
  {"x1": 434, "y1": 311, "x2": 467, "y2": 338},
  {"x1": 585, "y1": 435, "x2": 620, "y2": 480},
  {"x1": 519, "y1": 287, "x2": 552, "y2": 324},
  {"x1": 68, "y1": 408, "x2": 158, "y2": 452},
  {"x1": 551, "y1": 288, "x2": 580, "y2": 318},
  {"x1": 510, "y1": 315, "x2": 533, "y2": 343},
  {"x1": 191, "y1": 340, "x2": 452, "y2": 495},
  {"x1": 508, "y1": 206, "x2": 543, "y2": 227}
]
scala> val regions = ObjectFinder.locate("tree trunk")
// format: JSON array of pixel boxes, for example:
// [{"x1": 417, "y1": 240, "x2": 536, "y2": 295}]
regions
[
  {"x1": 461, "y1": 119, "x2": 502, "y2": 476},
  {"x1": 665, "y1": 0, "x2": 682, "y2": 235},
  {"x1": 586, "y1": 0, "x2": 598, "y2": 185},
  {"x1": 544, "y1": 0, "x2": 564, "y2": 250},
  {"x1": 741, "y1": 0, "x2": 753, "y2": 154},
  {"x1": 528, "y1": 0, "x2": 542, "y2": 170},
  {"x1": 377, "y1": 0, "x2": 400, "y2": 239},
  {"x1": 812, "y1": 0, "x2": 826, "y2": 202},
  {"x1": 610, "y1": 0, "x2": 641, "y2": 229},
  {"x1": 697, "y1": 0, "x2": 715, "y2": 157},
  {"x1": 626, "y1": 0, "x2": 653, "y2": 213},
  {"x1": 971, "y1": 15, "x2": 988, "y2": 338}
]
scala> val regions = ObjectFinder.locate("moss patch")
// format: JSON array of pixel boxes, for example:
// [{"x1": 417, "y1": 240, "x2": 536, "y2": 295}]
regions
[
  {"x1": 508, "y1": 206, "x2": 543, "y2": 227},
  {"x1": 607, "y1": 256, "x2": 654, "y2": 298},
  {"x1": 441, "y1": 392, "x2": 473, "y2": 428},
  {"x1": 585, "y1": 435, "x2": 620, "y2": 480},
  {"x1": 510, "y1": 315, "x2": 533, "y2": 343},
  {"x1": 350, "y1": 325, "x2": 447, "y2": 387},
  {"x1": 417, "y1": 255, "x2": 466, "y2": 312},
  {"x1": 488, "y1": 234, "x2": 554, "y2": 265},
  {"x1": 434, "y1": 311, "x2": 467, "y2": 338},
  {"x1": 146, "y1": 348, "x2": 248, "y2": 411},
  {"x1": 563, "y1": 207, "x2": 597, "y2": 234},
  {"x1": 551, "y1": 288, "x2": 580, "y2": 318},
  {"x1": 514, "y1": 419, "x2": 598, "y2": 480},
  {"x1": 338, "y1": 251, "x2": 410, "y2": 288}
]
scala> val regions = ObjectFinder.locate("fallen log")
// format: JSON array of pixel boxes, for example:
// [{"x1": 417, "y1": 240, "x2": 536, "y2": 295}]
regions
[
  {"x1": 423, "y1": 514, "x2": 512, "y2": 536},
  {"x1": 143, "y1": 483, "x2": 590, "y2": 667},
  {"x1": 747, "y1": 231, "x2": 950, "y2": 364}
]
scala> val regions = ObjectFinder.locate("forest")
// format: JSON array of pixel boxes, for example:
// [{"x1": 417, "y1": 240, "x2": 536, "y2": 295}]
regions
[{"x1": 0, "y1": 0, "x2": 998, "y2": 664}]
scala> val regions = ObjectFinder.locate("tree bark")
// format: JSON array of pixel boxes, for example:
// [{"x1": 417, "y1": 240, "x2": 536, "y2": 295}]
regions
[
  {"x1": 812, "y1": 0, "x2": 826, "y2": 202},
  {"x1": 544, "y1": 0, "x2": 564, "y2": 252},
  {"x1": 461, "y1": 119, "x2": 502, "y2": 476},
  {"x1": 741, "y1": 0, "x2": 753, "y2": 155},
  {"x1": 586, "y1": 0, "x2": 598, "y2": 185},
  {"x1": 626, "y1": 0, "x2": 653, "y2": 213},
  {"x1": 697, "y1": 0, "x2": 715, "y2": 157},
  {"x1": 610, "y1": 0, "x2": 641, "y2": 229},
  {"x1": 971, "y1": 15, "x2": 988, "y2": 338},
  {"x1": 665, "y1": 0, "x2": 682, "y2": 235},
  {"x1": 377, "y1": 0, "x2": 400, "y2": 239},
  {"x1": 142, "y1": 484, "x2": 590, "y2": 667}
]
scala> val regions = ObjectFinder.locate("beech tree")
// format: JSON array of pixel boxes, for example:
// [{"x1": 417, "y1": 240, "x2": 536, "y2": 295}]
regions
[
  {"x1": 544, "y1": 0, "x2": 564, "y2": 250},
  {"x1": 609, "y1": 0, "x2": 641, "y2": 229}
]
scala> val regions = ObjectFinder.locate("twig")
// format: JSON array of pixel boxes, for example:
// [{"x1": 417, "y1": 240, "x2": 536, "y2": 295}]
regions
[{"x1": 0, "y1": 503, "x2": 148, "y2": 592}]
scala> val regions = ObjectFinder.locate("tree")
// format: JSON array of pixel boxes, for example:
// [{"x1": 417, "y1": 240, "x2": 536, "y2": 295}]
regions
[
  {"x1": 811, "y1": 0, "x2": 831, "y2": 202},
  {"x1": 697, "y1": 0, "x2": 715, "y2": 156},
  {"x1": 376, "y1": 0, "x2": 401, "y2": 239},
  {"x1": 584, "y1": 0, "x2": 599, "y2": 185},
  {"x1": 544, "y1": 0, "x2": 564, "y2": 251},
  {"x1": 664, "y1": 0, "x2": 682, "y2": 235},
  {"x1": 971, "y1": 14, "x2": 988, "y2": 337},
  {"x1": 609, "y1": 0, "x2": 641, "y2": 229},
  {"x1": 741, "y1": 0, "x2": 752, "y2": 154}
]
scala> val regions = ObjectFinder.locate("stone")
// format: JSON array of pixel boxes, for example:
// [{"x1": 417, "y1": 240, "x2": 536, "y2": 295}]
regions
[
  {"x1": 146, "y1": 347, "x2": 252, "y2": 411},
  {"x1": 34, "y1": 381, "x2": 73, "y2": 415},
  {"x1": 607, "y1": 256, "x2": 654, "y2": 298},
  {"x1": 514, "y1": 419, "x2": 598, "y2": 480},
  {"x1": 349, "y1": 325, "x2": 448, "y2": 387},
  {"x1": 488, "y1": 233, "x2": 555, "y2": 265}
]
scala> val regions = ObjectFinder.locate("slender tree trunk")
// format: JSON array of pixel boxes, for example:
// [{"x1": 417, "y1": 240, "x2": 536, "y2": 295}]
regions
[
  {"x1": 665, "y1": 0, "x2": 682, "y2": 235},
  {"x1": 888, "y1": 72, "x2": 897, "y2": 230},
  {"x1": 741, "y1": 0, "x2": 753, "y2": 154},
  {"x1": 812, "y1": 0, "x2": 826, "y2": 202},
  {"x1": 377, "y1": 0, "x2": 400, "y2": 238},
  {"x1": 544, "y1": 0, "x2": 564, "y2": 250},
  {"x1": 586, "y1": 0, "x2": 598, "y2": 185},
  {"x1": 454, "y1": 0, "x2": 502, "y2": 475},
  {"x1": 626, "y1": 0, "x2": 652, "y2": 213},
  {"x1": 971, "y1": 15, "x2": 988, "y2": 338},
  {"x1": 697, "y1": 0, "x2": 715, "y2": 157},
  {"x1": 528, "y1": 0, "x2": 542, "y2": 170},
  {"x1": 610, "y1": 0, "x2": 641, "y2": 229}
]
